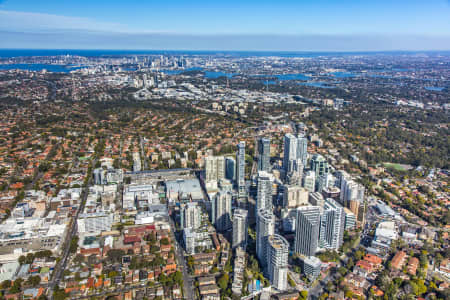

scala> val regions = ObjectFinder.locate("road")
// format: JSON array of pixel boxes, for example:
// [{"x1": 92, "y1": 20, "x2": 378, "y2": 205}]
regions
[
  {"x1": 168, "y1": 217, "x2": 195, "y2": 300},
  {"x1": 47, "y1": 158, "x2": 97, "y2": 299}
]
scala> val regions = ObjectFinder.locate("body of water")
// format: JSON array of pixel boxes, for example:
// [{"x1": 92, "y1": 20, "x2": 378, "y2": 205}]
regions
[
  {"x1": 425, "y1": 87, "x2": 445, "y2": 91},
  {"x1": 274, "y1": 73, "x2": 310, "y2": 81},
  {"x1": 204, "y1": 71, "x2": 235, "y2": 78},
  {"x1": 330, "y1": 71, "x2": 357, "y2": 78},
  {"x1": 368, "y1": 74, "x2": 393, "y2": 79},
  {"x1": 0, "y1": 63, "x2": 84, "y2": 73},
  {"x1": 299, "y1": 82, "x2": 336, "y2": 89}
]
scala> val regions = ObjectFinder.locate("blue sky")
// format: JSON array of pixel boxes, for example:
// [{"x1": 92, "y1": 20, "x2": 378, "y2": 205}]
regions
[{"x1": 1, "y1": 0, "x2": 450, "y2": 50}]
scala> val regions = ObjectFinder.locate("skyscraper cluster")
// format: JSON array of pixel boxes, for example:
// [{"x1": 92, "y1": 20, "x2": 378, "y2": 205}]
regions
[{"x1": 201, "y1": 128, "x2": 365, "y2": 291}]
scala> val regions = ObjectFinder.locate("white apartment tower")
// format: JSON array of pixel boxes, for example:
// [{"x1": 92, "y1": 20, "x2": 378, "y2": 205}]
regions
[
  {"x1": 256, "y1": 208, "x2": 275, "y2": 268},
  {"x1": 256, "y1": 171, "x2": 274, "y2": 212},
  {"x1": 267, "y1": 234, "x2": 289, "y2": 291},
  {"x1": 232, "y1": 209, "x2": 248, "y2": 249},
  {"x1": 236, "y1": 141, "x2": 246, "y2": 197}
]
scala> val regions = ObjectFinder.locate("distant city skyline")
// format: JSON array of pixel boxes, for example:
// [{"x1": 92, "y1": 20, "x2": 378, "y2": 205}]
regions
[{"x1": 1, "y1": 0, "x2": 450, "y2": 50}]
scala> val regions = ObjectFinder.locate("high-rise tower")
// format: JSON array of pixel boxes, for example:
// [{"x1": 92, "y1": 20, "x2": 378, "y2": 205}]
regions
[
  {"x1": 232, "y1": 209, "x2": 248, "y2": 249},
  {"x1": 319, "y1": 198, "x2": 345, "y2": 250},
  {"x1": 295, "y1": 206, "x2": 321, "y2": 256},
  {"x1": 257, "y1": 137, "x2": 271, "y2": 172},
  {"x1": 267, "y1": 234, "x2": 289, "y2": 291},
  {"x1": 256, "y1": 171, "x2": 274, "y2": 212},
  {"x1": 181, "y1": 202, "x2": 202, "y2": 230},
  {"x1": 212, "y1": 191, "x2": 232, "y2": 232},
  {"x1": 236, "y1": 141, "x2": 246, "y2": 198},
  {"x1": 256, "y1": 209, "x2": 275, "y2": 268}
]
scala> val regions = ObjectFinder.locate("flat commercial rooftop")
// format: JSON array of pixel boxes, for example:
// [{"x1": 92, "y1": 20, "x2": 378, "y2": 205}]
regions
[{"x1": 165, "y1": 178, "x2": 203, "y2": 200}]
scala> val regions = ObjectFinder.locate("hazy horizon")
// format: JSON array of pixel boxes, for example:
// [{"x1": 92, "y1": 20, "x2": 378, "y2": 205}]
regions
[
  {"x1": 1, "y1": 0, "x2": 450, "y2": 51},
  {"x1": 1, "y1": 32, "x2": 450, "y2": 52}
]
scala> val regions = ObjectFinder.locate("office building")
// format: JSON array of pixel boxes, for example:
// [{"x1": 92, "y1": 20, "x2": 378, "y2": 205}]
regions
[
  {"x1": 297, "y1": 135, "x2": 308, "y2": 167},
  {"x1": 267, "y1": 234, "x2": 289, "y2": 291},
  {"x1": 303, "y1": 170, "x2": 316, "y2": 192},
  {"x1": 309, "y1": 192, "x2": 325, "y2": 208},
  {"x1": 349, "y1": 198, "x2": 366, "y2": 226},
  {"x1": 236, "y1": 141, "x2": 246, "y2": 197},
  {"x1": 295, "y1": 206, "x2": 321, "y2": 256},
  {"x1": 256, "y1": 209, "x2": 275, "y2": 268},
  {"x1": 282, "y1": 210, "x2": 296, "y2": 233},
  {"x1": 283, "y1": 134, "x2": 308, "y2": 175},
  {"x1": 335, "y1": 170, "x2": 350, "y2": 189},
  {"x1": 310, "y1": 154, "x2": 328, "y2": 180},
  {"x1": 302, "y1": 256, "x2": 322, "y2": 279},
  {"x1": 93, "y1": 168, "x2": 105, "y2": 185},
  {"x1": 344, "y1": 208, "x2": 356, "y2": 230},
  {"x1": 283, "y1": 185, "x2": 308, "y2": 208},
  {"x1": 283, "y1": 134, "x2": 296, "y2": 174},
  {"x1": 319, "y1": 198, "x2": 345, "y2": 251},
  {"x1": 317, "y1": 173, "x2": 335, "y2": 193},
  {"x1": 212, "y1": 191, "x2": 232, "y2": 232},
  {"x1": 340, "y1": 178, "x2": 364, "y2": 205},
  {"x1": 232, "y1": 209, "x2": 248, "y2": 249},
  {"x1": 321, "y1": 186, "x2": 341, "y2": 200},
  {"x1": 256, "y1": 171, "x2": 274, "y2": 212},
  {"x1": 225, "y1": 157, "x2": 236, "y2": 181},
  {"x1": 340, "y1": 178, "x2": 365, "y2": 225},
  {"x1": 296, "y1": 122, "x2": 307, "y2": 135},
  {"x1": 181, "y1": 202, "x2": 202, "y2": 229},
  {"x1": 257, "y1": 137, "x2": 271, "y2": 172},
  {"x1": 286, "y1": 165, "x2": 303, "y2": 186}
]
